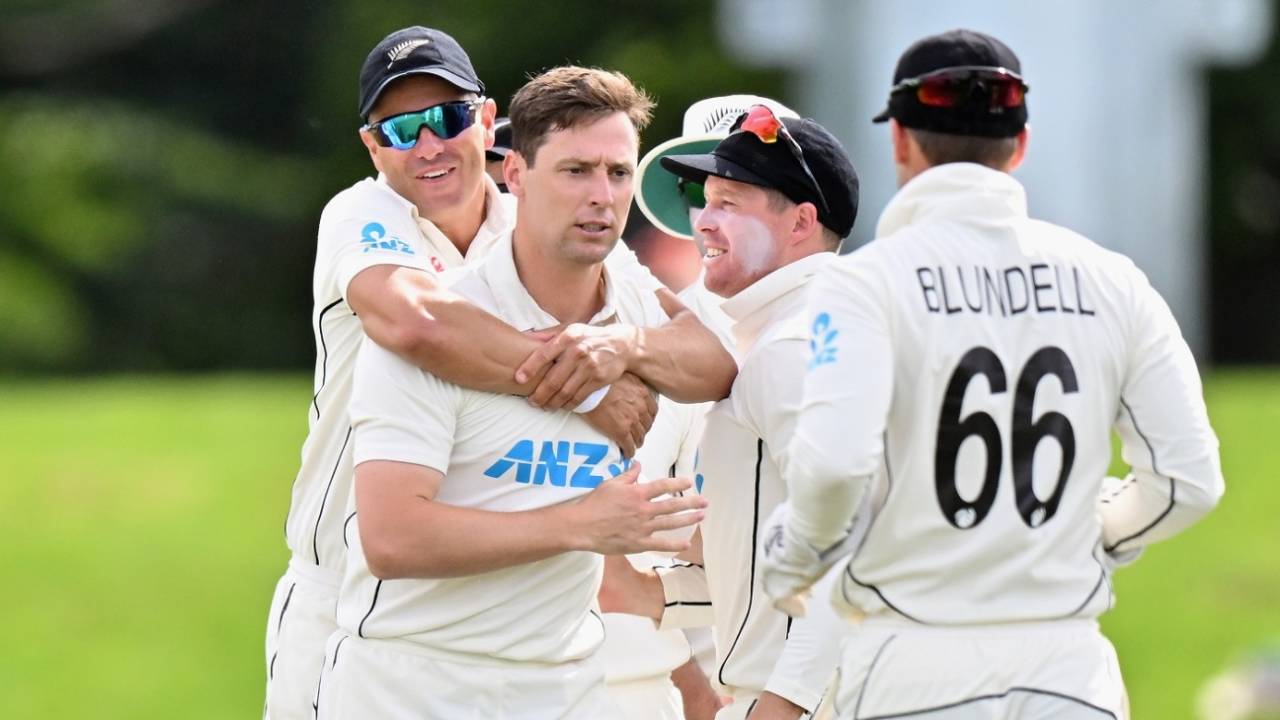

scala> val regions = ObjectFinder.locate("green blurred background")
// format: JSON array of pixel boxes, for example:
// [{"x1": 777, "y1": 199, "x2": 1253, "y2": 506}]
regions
[{"x1": 2, "y1": 1, "x2": 1278, "y2": 718}]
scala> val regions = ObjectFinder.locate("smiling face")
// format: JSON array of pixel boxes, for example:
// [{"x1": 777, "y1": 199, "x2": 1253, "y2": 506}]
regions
[
  {"x1": 694, "y1": 175, "x2": 794, "y2": 297},
  {"x1": 506, "y1": 111, "x2": 639, "y2": 266},
  {"x1": 359, "y1": 74, "x2": 496, "y2": 224}
]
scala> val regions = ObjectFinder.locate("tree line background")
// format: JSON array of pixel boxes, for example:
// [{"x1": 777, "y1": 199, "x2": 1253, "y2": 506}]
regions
[{"x1": 1, "y1": 0, "x2": 1277, "y2": 373}]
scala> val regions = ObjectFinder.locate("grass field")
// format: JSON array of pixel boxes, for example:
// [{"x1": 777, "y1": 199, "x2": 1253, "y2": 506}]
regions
[{"x1": 1, "y1": 372, "x2": 1276, "y2": 719}]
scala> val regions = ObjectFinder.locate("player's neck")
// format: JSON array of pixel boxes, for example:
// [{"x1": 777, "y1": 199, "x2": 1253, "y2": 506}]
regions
[
  {"x1": 422, "y1": 184, "x2": 487, "y2": 256},
  {"x1": 511, "y1": 226, "x2": 605, "y2": 325}
]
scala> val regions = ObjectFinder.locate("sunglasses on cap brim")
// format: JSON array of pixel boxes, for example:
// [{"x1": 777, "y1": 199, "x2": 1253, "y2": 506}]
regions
[
  {"x1": 891, "y1": 65, "x2": 1028, "y2": 112},
  {"x1": 363, "y1": 99, "x2": 484, "y2": 150},
  {"x1": 730, "y1": 105, "x2": 830, "y2": 214},
  {"x1": 674, "y1": 106, "x2": 830, "y2": 214}
]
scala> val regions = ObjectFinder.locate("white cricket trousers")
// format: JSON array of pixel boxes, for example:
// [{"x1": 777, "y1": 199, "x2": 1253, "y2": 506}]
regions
[
  {"x1": 823, "y1": 618, "x2": 1128, "y2": 719},
  {"x1": 263, "y1": 557, "x2": 340, "y2": 720},
  {"x1": 314, "y1": 632, "x2": 622, "y2": 719}
]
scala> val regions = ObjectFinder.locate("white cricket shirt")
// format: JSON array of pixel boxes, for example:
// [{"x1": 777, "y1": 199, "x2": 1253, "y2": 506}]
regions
[
  {"x1": 664, "y1": 253, "x2": 845, "y2": 711},
  {"x1": 282, "y1": 175, "x2": 660, "y2": 581},
  {"x1": 340, "y1": 231, "x2": 672, "y2": 664},
  {"x1": 787, "y1": 163, "x2": 1223, "y2": 626}
]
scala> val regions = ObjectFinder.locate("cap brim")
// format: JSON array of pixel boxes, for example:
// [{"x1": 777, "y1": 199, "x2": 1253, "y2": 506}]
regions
[
  {"x1": 871, "y1": 106, "x2": 891, "y2": 123},
  {"x1": 360, "y1": 68, "x2": 484, "y2": 118},
  {"x1": 660, "y1": 151, "x2": 773, "y2": 191},
  {"x1": 635, "y1": 136, "x2": 722, "y2": 239}
]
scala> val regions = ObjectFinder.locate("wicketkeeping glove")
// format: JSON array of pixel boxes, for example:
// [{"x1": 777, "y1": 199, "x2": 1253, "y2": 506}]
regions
[
  {"x1": 1098, "y1": 475, "x2": 1144, "y2": 570},
  {"x1": 759, "y1": 500, "x2": 870, "y2": 617}
]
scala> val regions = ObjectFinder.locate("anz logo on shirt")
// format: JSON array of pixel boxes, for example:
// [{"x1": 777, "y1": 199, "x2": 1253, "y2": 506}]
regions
[
  {"x1": 808, "y1": 311, "x2": 839, "y2": 370},
  {"x1": 483, "y1": 441, "x2": 632, "y2": 489},
  {"x1": 360, "y1": 222, "x2": 415, "y2": 255}
]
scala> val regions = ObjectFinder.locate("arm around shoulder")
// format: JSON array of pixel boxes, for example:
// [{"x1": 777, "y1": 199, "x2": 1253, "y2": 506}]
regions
[{"x1": 346, "y1": 264, "x2": 543, "y2": 395}]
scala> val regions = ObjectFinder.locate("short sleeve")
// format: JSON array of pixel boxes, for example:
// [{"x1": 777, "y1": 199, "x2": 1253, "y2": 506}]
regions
[
  {"x1": 349, "y1": 336, "x2": 461, "y2": 473},
  {"x1": 316, "y1": 184, "x2": 434, "y2": 302}
]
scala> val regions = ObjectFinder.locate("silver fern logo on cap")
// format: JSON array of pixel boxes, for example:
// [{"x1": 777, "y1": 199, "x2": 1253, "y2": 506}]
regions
[
  {"x1": 702, "y1": 105, "x2": 750, "y2": 134},
  {"x1": 386, "y1": 39, "x2": 431, "y2": 67}
]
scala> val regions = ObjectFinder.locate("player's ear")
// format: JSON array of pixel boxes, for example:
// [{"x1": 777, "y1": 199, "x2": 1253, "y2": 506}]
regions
[
  {"x1": 791, "y1": 201, "x2": 821, "y2": 246},
  {"x1": 890, "y1": 119, "x2": 911, "y2": 166},
  {"x1": 1005, "y1": 126, "x2": 1030, "y2": 173},
  {"x1": 358, "y1": 128, "x2": 384, "y2": 173},
  {"x1": 480, "y1": 98, "x2": 498, "y2": 151},
  {"x1": 504, "y1": 151, "x2": 527, "y2": 199}
]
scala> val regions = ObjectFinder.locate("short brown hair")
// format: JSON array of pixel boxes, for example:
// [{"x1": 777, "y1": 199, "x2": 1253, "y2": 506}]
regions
[
  {"x1": 509, "y1": 66, "x2": 655, "y2": 166},
  {"x1": 908, "y1": 128, "x2": 1018, "y2": 169}
]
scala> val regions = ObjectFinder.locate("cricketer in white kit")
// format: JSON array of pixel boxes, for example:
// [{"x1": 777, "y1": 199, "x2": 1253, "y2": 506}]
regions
[
  {"x1": 634, "y1": 96, "x2": 806, "y2": 702},
  {"x1": 322, "y1": 231, "x2": 677, "y2": 718},
  {"x1": 760, "y1": 29, "x2": 1224, "y2": 720},
  {"x1": 265, "y1": 134, "x2": 661, "y2": 720},
  {"x1": 606, "y1": 105, "x2": 865, "y2": 720},
  {"x1": 314, "y1": 66, "x2": 709, "y2": 720}
]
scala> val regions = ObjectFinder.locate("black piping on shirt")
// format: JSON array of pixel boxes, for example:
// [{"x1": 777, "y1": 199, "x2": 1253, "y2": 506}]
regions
[
  {"x1": 717, "y1": 439, "x2": 764, "y2": 687},
  {"x1": 1105, "y1": 398, "x2": 1176, "y2": 552},
  {"x1": 312, "y1": 426, "x2": 352, "y2": 565},
  {"x1": 311, "y1": 298, "x2": 344, "y2": 420}
]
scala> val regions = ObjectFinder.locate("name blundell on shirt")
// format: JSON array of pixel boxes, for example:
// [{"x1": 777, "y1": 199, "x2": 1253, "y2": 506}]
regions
[{"x1": 915, "y1": 263, "x2": 1096, "y2": 317}]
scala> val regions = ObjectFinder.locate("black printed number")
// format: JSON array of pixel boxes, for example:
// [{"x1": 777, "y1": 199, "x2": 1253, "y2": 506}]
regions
[{"x1": 934, "y1": 346, "x2": 1078, "y2": 530}]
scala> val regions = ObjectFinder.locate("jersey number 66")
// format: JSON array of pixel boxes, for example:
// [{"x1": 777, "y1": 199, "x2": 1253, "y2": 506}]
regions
[{"x1": 935, "y1": 346, "x2": 1078, "y2": 530}]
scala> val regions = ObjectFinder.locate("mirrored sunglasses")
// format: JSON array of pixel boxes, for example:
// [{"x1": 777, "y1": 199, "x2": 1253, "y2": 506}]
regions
[
  {"x1": 364, "y1": 99, "x2": 484, "y2": 150},
  {"x1": 677, "y1": 177, "x2": 706, "y2": 209},
  {"x1": 891, "y1": 66, "x2": 1028, "y2": 113}
]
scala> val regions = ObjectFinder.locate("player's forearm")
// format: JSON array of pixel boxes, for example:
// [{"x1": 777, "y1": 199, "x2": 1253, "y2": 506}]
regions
[
  {"x1": 353, "y1": 267, "x2": 543, "y2": 396},
  {"x1": 625, "y1": 307, "x2": 736, "y2": 402},
  {"x1": 670, "y1": 658, "x2": 722, "y2": 720},
  {"x1": 361, "y1": 499, "x2": 579, "y2": 580},
  {"x1": 1106, "y1": 285, "x2": 1224, "y2": 552},
  {"x1": 391, "y1": 291, "x2": 544, "y2": 395},
  {"x1": 783, "y1": 430, "x2": 873, "y2": 549},
  {"x1": 599, "y1": 557, "x2": 667, "y2": 620},
  {"x1": 1098, "y1": 467, "x2": 1223, "y2": 553}
]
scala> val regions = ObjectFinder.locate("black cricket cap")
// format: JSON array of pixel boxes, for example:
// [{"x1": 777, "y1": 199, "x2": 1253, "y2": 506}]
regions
[
  {"x1": 486, "y1": 117, "x2": 512, "y2": 162},
  {"x1": 660, "y1": 116, "x2": 859, "y2": 238},
  {"x1": 872, "y1": 29, "x2": 1027, "y2": 138},
  {"x1": 358, "y1": 26, "x2": 484, "y2": 121}
]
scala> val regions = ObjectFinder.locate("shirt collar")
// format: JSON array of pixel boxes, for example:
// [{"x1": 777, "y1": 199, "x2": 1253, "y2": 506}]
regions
[
  {"x1": 875, "y1": 162, "x2": 1028, "y2": 238},
  {"x1": 374, "y1": 173, "x2": 515, "y2": 266},
  {"x1": 722, "y1": 252, "x2": 832, "y2": 352},
  {"x1": 469, "y1": 175, "x2": 517, "y2": 257},
  {"x1": 479, "y1": 231, "x2": 620, "y2": 332}
]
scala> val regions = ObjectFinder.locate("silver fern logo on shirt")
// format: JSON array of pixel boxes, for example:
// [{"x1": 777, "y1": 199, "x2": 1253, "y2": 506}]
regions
[{"x1": 808, "y1": 312, "x2": 839, "y2": 369}]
